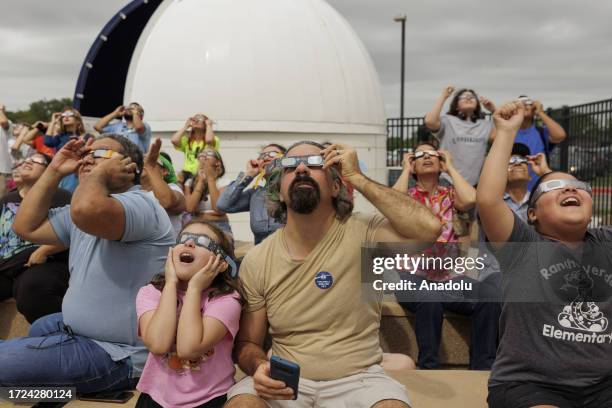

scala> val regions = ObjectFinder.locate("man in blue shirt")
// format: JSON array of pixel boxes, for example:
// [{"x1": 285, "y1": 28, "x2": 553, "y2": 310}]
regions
[
  {"x1": 95, "y1": 102, "x2": 152, "y2": 153},
  {"x1": 2, "y1": 134, "x2": 175, "y2": 394},
  {"x1": 514, "y1": 95, "x2": 566, "y2": 190}
]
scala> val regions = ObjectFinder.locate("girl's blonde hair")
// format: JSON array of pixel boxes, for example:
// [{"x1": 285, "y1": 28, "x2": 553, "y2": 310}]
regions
[{"x1": 59, "y1": 107, "x2": 86, "y2": 135}]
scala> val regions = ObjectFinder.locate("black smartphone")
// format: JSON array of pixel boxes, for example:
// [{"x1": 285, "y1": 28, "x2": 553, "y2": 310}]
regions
[
  {"x1": 78, "y1": 391, "x2": 134, "y2": 404},
  {"x1": 270, "y1": 355, "x2": 300, "y2": 400}
]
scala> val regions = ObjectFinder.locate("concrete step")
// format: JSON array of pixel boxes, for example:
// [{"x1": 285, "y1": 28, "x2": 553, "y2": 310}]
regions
[
  {"x1": 380, "y1": 301, "x2": 470, "y2": 367},
  {"x1": 0, "y1": 370, "x2": 489, "y2": 408},
  {"x1": 0, "y1": 299, "x2": 29, "y2": 340}
]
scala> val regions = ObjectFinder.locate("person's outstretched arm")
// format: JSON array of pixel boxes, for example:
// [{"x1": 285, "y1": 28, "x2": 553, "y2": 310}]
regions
[
  {"x1": 533, "y1": 101, "x2": 566, "y2": 144},
  {"x1": 0, "y1": 104, "x2": 9, "y2": 130},
  {"x1": 440, "y1": 149, "x2": 476, "y2": 212},
  {"x1": 391, "y1": 152, "x2": 414, "y2": 195},
  {"x1": 185, "y1": 173, "x2": 206, "y2": 214},
  {"x1": 205, "y1": 162, "x2": 224, "y2": 213},
  {"x1": 323, "y1": 144, "x2": 442, "y2": 242},
  {"x1": 425, "y1": 85, "x2": 454, "y2": 132},
  {"x1": 171, "y1": 118, "x2": 190, "y2": 148},
  {"x1": 143, "y1": 139, "x2": 185, "y2": 214},
  {"x1": 94, "y1": 106, "x2": 123, "y2": 133},
  {"x1": 176, "y1": 255, "x2": 234, "y2": 360},
  {"x1": 13, "y1": 139, "x2": 89, "y2": 245},
  {"x1": 130, "y1": 107, "x2": 146, "y2": 135},
  {"x1": 477, "y1": 101, "x2": 526, "y2": 247},
  {"x1": 70, "y1": 151, "x2": 138, "y2": 241},
  {"x1": 233, "y1": 307, "x2": 294, "y2": 400},
  {"x1": 204, "y1": 117, "x2": 215, "y2": 147},
  {"x1": 139, "y1": 249, "x2": 179, "y2": 356}
]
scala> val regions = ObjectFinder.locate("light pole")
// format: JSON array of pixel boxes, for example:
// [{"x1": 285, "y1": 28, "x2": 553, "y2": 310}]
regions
[{"x1": 394, "y1": 15, "x2": 406, "y2": 128}]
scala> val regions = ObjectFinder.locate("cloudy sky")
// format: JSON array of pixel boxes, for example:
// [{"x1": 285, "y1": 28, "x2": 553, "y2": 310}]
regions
[{"x1": 1, "y1": 0, "x2": 611, "y2": 118}]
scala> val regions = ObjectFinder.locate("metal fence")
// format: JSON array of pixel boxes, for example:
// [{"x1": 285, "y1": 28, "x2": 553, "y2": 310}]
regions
[{"x1": 387, "y1": 98, "x2": 612, "y2": 226}]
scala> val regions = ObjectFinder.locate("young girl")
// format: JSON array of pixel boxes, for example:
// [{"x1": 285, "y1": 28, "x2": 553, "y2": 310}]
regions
[
  {"x1": 171, "y1": 114, "x2": 220, "y2": 182},
  {"x1": 184, "y1": 149, "x2": 233, "y2": 240},
  {"x1": 135, "y1": 221, "x2": 242, "y2": 408},
  {"x1": 424, "y1": 86, "x2": 496, "y2": 186}
]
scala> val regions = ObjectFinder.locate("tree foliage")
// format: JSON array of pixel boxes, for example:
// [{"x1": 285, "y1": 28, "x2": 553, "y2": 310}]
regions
[{"x1": 5, "y1": 98, "x2": 73, "y2": 124}]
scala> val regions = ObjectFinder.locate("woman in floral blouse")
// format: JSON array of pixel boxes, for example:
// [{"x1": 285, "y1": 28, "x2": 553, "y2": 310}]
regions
[{"x1": 392, "y1": 142, "x2": 500, "y2": 371}]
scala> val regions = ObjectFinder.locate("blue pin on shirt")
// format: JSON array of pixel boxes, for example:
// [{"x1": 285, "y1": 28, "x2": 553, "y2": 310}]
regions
[{"x1": 315, "y1": 271, "x2": 333, "y2": 290}]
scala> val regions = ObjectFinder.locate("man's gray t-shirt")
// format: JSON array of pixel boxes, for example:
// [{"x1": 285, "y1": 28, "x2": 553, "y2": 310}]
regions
[
  {"x1": 489, "y1": 214, "x2": 612, "y2": 388},
  {"x1": 49, "y1": 186, "x2": 175, "y2": 373},
  {"x1": 433, "y1": 114, "x2": 493, "y2": 186}
]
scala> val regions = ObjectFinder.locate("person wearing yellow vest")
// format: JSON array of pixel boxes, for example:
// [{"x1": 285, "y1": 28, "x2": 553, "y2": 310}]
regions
[{"x1": 171, "y1": 114, "x2": 220, "y2": 182}]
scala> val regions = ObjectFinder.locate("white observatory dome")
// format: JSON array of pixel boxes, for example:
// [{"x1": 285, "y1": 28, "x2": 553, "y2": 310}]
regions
[{"x1": 124, "y1": 0, "x2": 386, "y2": 134}]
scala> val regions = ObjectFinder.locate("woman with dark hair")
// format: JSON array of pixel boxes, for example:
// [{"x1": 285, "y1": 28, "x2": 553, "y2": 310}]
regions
[
  {"x1": 478, "y1": 101, "x2": 612, "y2": 408},
  {"x1": 135, "y1": 220, "x2": 243, "y2": 408},
  {"x1": 184, "y1": 148, "x2": 233, "y2": 239},
  {"x1": 425, "y1": 85, "x2": 497, "y2": 186},
  {"x1": 171, "y1": 114, "x2": 220, "y2": 182}
]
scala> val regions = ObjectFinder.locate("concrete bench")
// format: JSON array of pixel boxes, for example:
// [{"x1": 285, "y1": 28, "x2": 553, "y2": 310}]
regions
[
  {"x1": 0, "y1": 299, "x2": 29, "y2": 340},
  {"x1": 0, "y1": 300, "x2": 471, "y2": 366},
  {"x1": 380, "y1": 302, "x2": 470, "y2": 367}
]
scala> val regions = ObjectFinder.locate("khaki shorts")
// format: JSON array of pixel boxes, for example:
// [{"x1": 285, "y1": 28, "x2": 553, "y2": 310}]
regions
[{"x1": 227, "y1": 364, "x2": 411, "y2": 407}]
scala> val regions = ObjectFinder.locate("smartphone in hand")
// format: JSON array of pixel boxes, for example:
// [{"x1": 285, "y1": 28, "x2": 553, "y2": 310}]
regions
[{"x1": 270, "y1": 355, "x2": 300, "y2": 400}]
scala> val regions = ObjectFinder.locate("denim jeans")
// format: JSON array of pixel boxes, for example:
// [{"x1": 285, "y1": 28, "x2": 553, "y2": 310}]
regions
[
  {"x1": 400, "y1": 274, "x2": 501, "y2": 370},
  {"x1": 0, "y1": 313, "x2": 135, "y2": 393}
]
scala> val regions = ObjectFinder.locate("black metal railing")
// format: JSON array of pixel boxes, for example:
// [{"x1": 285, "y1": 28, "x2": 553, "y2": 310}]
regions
[{"x1": 387, "y1": 98, "x2": 612, "y2": 226}]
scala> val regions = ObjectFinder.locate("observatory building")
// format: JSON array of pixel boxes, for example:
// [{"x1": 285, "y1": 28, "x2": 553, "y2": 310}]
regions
[{"x1": 75, "y1": 0, "x2": 387, "y2": 241}]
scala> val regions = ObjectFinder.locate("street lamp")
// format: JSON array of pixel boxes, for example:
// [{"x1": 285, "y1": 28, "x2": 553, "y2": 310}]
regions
[{"x1": 394, "y1": 15, "x2": 406, "y2": 127}]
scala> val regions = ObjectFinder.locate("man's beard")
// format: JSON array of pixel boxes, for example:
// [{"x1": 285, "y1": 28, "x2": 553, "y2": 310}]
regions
[{"x1": 288, "y1": 174, "x2": 321, "y2": 214}]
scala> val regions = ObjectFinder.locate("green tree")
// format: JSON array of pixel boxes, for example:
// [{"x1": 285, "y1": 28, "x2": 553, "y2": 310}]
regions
[{"x1": 5, "y1": 98, "x2": 73, "y2": 124}]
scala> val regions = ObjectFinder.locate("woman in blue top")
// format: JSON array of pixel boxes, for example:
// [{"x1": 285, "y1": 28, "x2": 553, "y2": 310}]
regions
[
  {"x1": 44, "y1": 108, "x2": 87, "y2": 192},
  {"x1": 44, "y1": 108, "x2": 86, "y2": 153}
]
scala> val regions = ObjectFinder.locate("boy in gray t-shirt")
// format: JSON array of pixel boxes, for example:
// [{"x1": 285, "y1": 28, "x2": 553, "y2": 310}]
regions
[
  {"x1": 0, "y1": 135, "x2": 175, "y2": 394},
  {"x1": 478, "y1": 101, "x2": 612, "y2": 408}
]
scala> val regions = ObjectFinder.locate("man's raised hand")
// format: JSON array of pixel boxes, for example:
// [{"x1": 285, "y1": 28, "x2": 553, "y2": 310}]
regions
[
  {"x1": 493, "y1": 101, "x2": 525, "y2": 133},
  {"x1": 144, "y1": 138, "x2": 163, "y2": 169},
  {"x1": 49, "y1": 138, "x2": 92, "y2": 176},
  {"x1": 92, "y1": 154, "x2": 137, "y2": 187},
  {"x1": 321, "y1": 143, "x2": 362, "y2": 182}
]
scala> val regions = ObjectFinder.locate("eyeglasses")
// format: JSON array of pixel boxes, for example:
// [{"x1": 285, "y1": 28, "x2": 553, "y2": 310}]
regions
[
  {"x1": 198, "y1": 150, "x2": 219, "y2": 160},
  {"x1": 191, "y1": 117, "x2": 206, "y2": 124},
  {"x1": 278, "y1": 155, "x2": 324, "y2": 169},
  {"x1": 258, "y1": 151, "x2": 283, "y2": 160},
  {"x1": 23, "y1": 157, "x2": 48, "y2": 167},
  {"x1": 84, "y1": 149, "x2": 122, "y2": 160},
  {"x1": 12, "y1": 160, "x2": 24, "y2": 170},
  {"x1": 177, "y1": 233, "x2": 237, "y2": 278},
  {"x1": 518, "y1": 96, "x2": 533, "y2": 106},
  {"x1": 61, "y1": 111, "x2": 76, "y2": 118},
  {"x1": 411, "y1": 150, "x2": 441, "y2": 161},
  {"x1": 530, "y1": 179, "x2": 592, "y2": 206},
  {"x1": 508, "y1": 156, "x2": 528, "y2": 166},
  {"x1": 458, "y1": 94, "x2": 476, "y2": 101}
]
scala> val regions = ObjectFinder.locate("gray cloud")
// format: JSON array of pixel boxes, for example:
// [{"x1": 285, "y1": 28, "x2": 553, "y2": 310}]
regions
[{"x1": 1, "y1": 0, "x2": 611, "y2": 118}]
